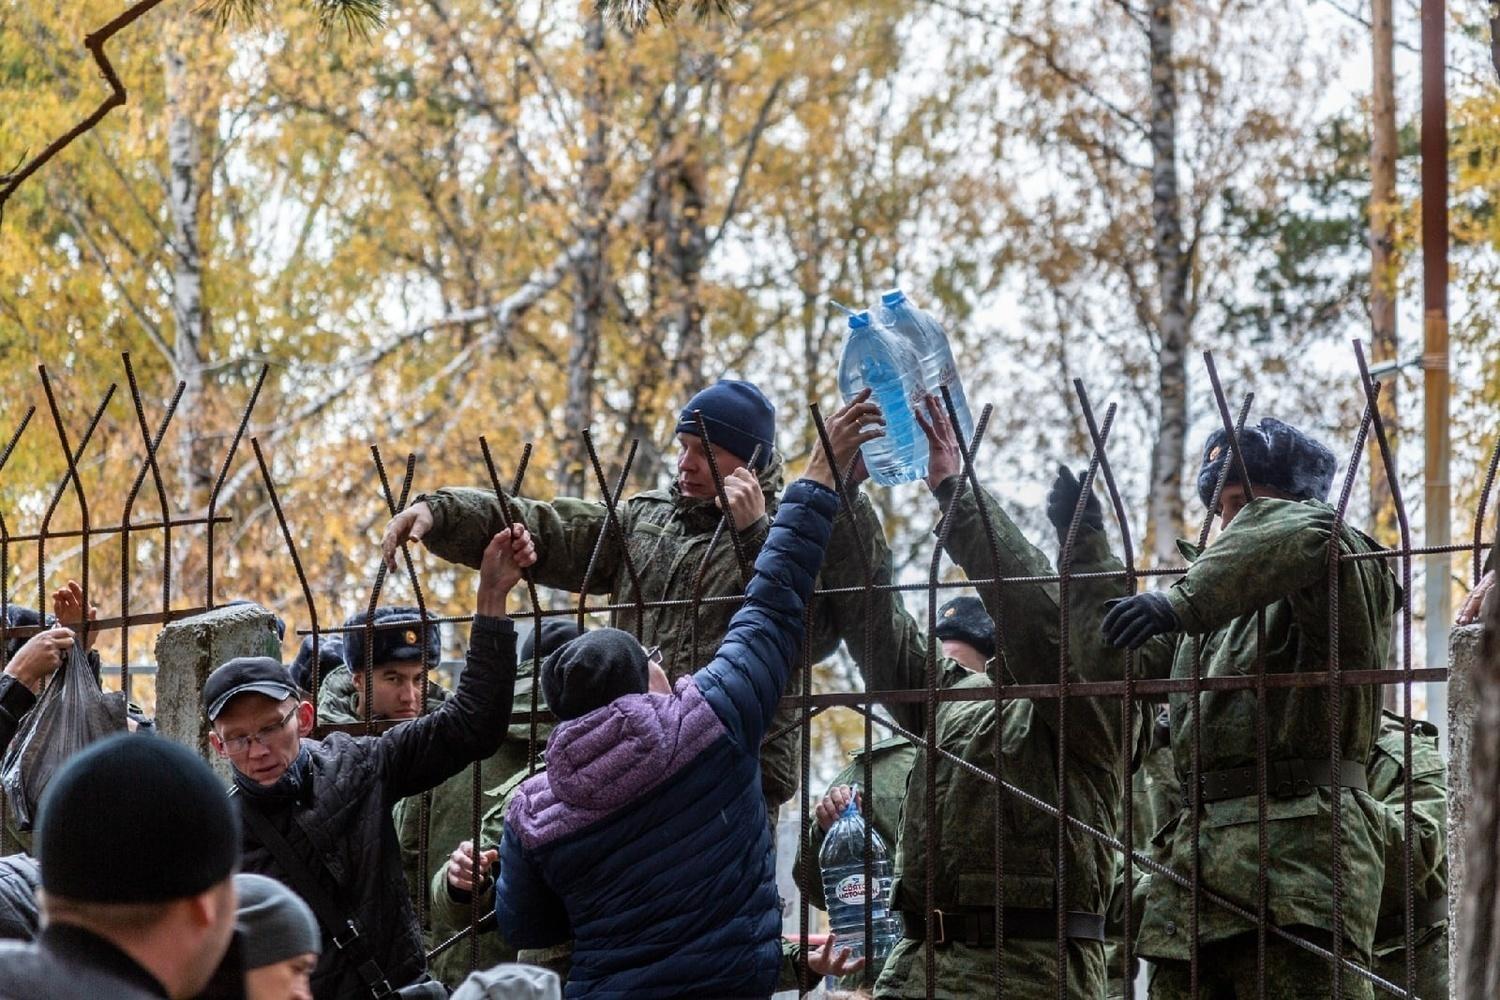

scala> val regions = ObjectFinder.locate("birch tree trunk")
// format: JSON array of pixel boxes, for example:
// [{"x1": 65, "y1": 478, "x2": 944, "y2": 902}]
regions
[
  {"x1": 162, "y1": 21, "x2": 216, "y2": 587},
  {"x1": 560, "y1": 9, "x2": 608, "y2": 497},
  {"x1": 1147, "y1": 0, "x2": 1189, "y2": 566}
]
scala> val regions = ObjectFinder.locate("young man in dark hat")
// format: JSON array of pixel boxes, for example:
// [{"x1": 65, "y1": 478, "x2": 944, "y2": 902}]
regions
[
  {"x1": 319, "y1": 606, "x2": 446, "y2": 724},
  {"x1": 1100, "y1": 416, "x2": 1398, "y2": 999},
  {"x1": 382, "y1": 382, "x2": 905, "y2": 831},
  {"x1": 0, "y1": 733, "x2": 241, "y2": 1000},
  {"x1": 206, "y1": 525, "x2": 534, "y2": 999}
]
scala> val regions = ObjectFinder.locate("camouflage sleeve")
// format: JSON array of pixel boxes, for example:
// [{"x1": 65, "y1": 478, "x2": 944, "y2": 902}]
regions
[
  {"x1": 1162, "y1": 498, "x2": 1334, "y2": 635},
  {"x1": 817, "y1": 488, "x2": 959, "y2": 736},
  {"x1": 417, "y1": 487, "x2": 618, "y2": 593},
  {"x1": 1372, "y1": 727, "x2": 1448, "y2": 914},
  {"x1": 932, "y1": 476, "x2": 1061, "y2": 686}
]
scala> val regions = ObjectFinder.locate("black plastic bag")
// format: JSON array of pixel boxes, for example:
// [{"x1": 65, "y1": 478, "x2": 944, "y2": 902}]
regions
[{"x1": 1, "y1": 642, "x2": 126, "y2": 831}]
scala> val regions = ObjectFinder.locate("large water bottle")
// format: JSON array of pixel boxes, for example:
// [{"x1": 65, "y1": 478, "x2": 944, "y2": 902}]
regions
[
  {"x1": 818, "y1": 793, "x2": 904, "y2": 962},
  {"x1": 876, "y1": 288, "x2": 974, "y2": 445},
  {"x1": 837, "y1": 310, "x2": 928, "y2": 486}
]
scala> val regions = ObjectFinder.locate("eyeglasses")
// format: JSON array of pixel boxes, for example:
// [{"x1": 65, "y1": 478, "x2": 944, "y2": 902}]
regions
[
  {"x1": 644, "y1": 645, "x2": 663, "y2": 668},
  {"x1": 217, "y1": 705, "x2": 299, "y2": 757}
]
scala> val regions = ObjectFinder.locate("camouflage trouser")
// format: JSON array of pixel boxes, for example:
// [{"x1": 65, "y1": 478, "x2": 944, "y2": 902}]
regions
[
  {"x1": 874, "y1": 936, "x2": 1106, "y2": 999},
  {"x1": 1146, "y1": 929, "x2": 1374, "y2": 1000},
  {"x1": 1372, "y1": 924, "x2": 1447, "y2": 1000}
]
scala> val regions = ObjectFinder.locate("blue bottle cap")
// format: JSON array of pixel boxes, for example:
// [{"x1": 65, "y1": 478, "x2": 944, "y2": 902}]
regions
[
  {"x1": 849, "y1": 310, "x2": 872, "y2": 330},
  {"x1": 880, "y1": 288, "x2": 907, "y2": 307}
]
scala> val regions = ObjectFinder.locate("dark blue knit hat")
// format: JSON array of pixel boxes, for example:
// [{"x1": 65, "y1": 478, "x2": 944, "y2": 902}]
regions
[
  {"x1": 1, "y1": 605, "x2": 52, "y2": 662},
  {"x1": 675, "y1": 380, "x2": 776, "y2": 470},
  {"x1": 1196, "y1": 417, "x2": 1337, "y2": 509},
  {"x1": 933, "y1": 596, "x2": 996, "y2": 660},
  {"x1": 343, "y1": 606, "x2": 442, "y2": 674},
  {"x1": 289, "y1": 633, "x2": 345, "y2": 691}
]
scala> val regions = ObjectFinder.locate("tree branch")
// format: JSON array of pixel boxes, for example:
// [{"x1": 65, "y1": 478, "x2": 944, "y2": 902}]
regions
[{"x1": 0, "y1": 0, "x2": 169, "y2": 224}]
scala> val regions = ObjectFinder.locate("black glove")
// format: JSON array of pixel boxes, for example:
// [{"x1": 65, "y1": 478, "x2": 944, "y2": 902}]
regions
[
  {"x1": 1046, "y1": 465, "x2": 1104, "y2": 538},
  {"x1": 1101, "y1": 592, "x2": 1180, "y2": 649}
]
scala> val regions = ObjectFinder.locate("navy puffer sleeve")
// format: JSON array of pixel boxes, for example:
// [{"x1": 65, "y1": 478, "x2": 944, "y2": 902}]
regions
[{"x1": 691, "y1": 478, "x2": 839, "y2": 752}]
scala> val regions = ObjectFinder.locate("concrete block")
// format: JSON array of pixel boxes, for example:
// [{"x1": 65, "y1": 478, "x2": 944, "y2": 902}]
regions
[
  {"x1": 1448, "y1": 623, "x2": 1482, "y2": 994},
  {"x1": 154, "y1": 603, "x2": 283, "y2": 781}
]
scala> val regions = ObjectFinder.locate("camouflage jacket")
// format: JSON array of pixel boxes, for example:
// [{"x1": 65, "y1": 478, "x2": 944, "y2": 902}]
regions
[
  {"x1": 1105, "y1": 709, "x2": 1179, "y2": 997},
  {"x1": 425, "y1": 764, "x2": 571, "y2": 990},
  {"x1": 1132, "y1": 498, "x2": 1398, "y2": 960},
  {"x1": 1367, "y1": 710, "x2": 1447, "y2": 954},
  {"x1": 865, "y1": 480, "x2": 1135, "y2": 999},
  {"x1": 417, "y1": 453, "x2": 894, "y2": 811}
]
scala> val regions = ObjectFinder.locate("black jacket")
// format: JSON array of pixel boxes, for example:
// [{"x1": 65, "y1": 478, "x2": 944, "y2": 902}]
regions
[
  {"x1": 0, "y1": 677, "x2": 35, "y2": 759},
  {"x1": 0, "y1": 854, "x2": 38, "y2": 942},
  {"x1": 236, "y1": 615, "x2": 516, "y2": 1000},
  {"x1": 0, "y1": 923, "x2": 169, "y2": 999}
]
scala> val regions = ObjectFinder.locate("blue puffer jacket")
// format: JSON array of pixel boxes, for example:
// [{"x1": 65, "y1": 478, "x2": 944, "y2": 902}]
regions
[{"x1": 494, "y1": 478, "x2": 839, "y2": 998}]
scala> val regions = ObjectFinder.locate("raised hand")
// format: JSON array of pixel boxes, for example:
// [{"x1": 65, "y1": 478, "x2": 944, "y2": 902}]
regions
[
  {"x1": 477, "y1": 524, "x2": 537, "y2": 617},
  {"x1": 915, "y1": 393, "x2": 962, "y2": 492},
  {"x1": 806, "y1": 389, "x2": 885, "y2": 489},
  {"x1": 381, "y1": 501, "x2": 435, "y2": 572},
  {"x1": 51, "y1": 579, "x2": 98, "y2": 652},
  {"x1": 1045, "y1": 465, "x2": 1104, "y2": 539}
]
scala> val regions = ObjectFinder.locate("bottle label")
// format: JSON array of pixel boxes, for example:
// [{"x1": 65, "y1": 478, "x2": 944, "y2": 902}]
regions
[
  {"x1": 834, "y1": 873, "x2": 867, "y2": 904},
  {"x1": 833, "y1": 873, "x2": 892, "y2": 904}
]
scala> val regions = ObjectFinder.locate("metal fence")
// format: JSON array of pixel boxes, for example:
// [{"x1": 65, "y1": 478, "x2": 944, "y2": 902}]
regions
[{"x1": 0, "y1": 343, "x2": 1492, "y2": 999}]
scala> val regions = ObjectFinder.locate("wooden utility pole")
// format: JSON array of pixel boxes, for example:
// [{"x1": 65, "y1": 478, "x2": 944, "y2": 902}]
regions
[
  {"x1": 1369, "y1": 0, "x2": 1399, "y2": 552},
  {"x1": 1421, "y1": 0, "x2": 1450, "y2": 722}
]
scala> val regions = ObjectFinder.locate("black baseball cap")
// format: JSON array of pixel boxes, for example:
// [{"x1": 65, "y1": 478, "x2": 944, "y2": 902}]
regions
[{"x1": 204, "y1": 656, "x2": 299, "y2": 720}]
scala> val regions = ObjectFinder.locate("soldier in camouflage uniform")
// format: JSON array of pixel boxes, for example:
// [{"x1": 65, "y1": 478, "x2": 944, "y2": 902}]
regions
[
  {"x1": 1101, "y1": 417, "x2": 1399, "y2": 999},
  {"x1": 793, "y1": 597, "x2": 995, "y2": 991},
  {"x1": 1105, "y1": 706, "x2": 1178, "y2": 999},
  {"x1": 832, "y1": 397, "x2": 1136, "y2": 999},
  {"x1": 1366, "y1": 711, "x2": 1447, "y2": 999},
  {"x1": 382, "y1": 380, "x2": 905, "y2": 828}
]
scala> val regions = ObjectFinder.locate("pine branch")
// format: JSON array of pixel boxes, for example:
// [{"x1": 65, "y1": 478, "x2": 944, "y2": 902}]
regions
[
  {"x1": 598, "y1": 0, "x2": 738, "y2": 32},
  {"x1": 202, "y1": 0, "x2": 385, "y2": 38}
]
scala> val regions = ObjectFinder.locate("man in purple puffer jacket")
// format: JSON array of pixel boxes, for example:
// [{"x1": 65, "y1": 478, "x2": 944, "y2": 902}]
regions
[{"x1": 493, "y1": 392, "x2": 882, "y2": 999}]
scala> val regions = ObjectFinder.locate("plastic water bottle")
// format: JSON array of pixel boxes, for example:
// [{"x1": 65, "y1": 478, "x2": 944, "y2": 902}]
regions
[
  {"x1": 876, "y1": 288, "x2": 974, "y2": 445},
  {"x1": 837, "y1": 310, "x2": 928, "y2": 486},
  {"x1": 819, "y1": 793, "x2": 903, "y2": 961}
]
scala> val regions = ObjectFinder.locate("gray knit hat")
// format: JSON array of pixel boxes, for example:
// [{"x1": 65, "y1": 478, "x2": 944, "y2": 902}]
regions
[
  {"x1": 451, "y1": 965, "x2": 562, "y2": 1000},
  {"x1": 234, "y1": 874, "x2": 321, "y2": 970}
]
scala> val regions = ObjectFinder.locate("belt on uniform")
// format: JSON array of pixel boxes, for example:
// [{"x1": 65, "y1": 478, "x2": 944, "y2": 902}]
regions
[
  {"x1": 1374, "y1": 895, "x2": 1448, "y2": 941},
  {"x1": 1197, "y1": 758, "x2": 1367, "y2": 803},
  {"x1": 900, "y1": 907, "x2": 1106, "y2": 946}
]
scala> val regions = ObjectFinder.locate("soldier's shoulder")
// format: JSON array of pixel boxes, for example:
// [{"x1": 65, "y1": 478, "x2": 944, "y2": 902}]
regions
[{"x1": 848, "y1": 734, "x2": 915, "y2": 760}]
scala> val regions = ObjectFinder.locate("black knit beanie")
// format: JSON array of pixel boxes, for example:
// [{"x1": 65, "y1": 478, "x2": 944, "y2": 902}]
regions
[
  {"x1": 520, "y1": 620, "x2": 587, "y2": 664},
  {"x1": 37, "y1": 733, "x2": 240, "y2": 903},
  {"x1": 540, "y1": 628, "x2": 649, "y2": 722}
]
